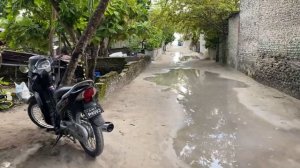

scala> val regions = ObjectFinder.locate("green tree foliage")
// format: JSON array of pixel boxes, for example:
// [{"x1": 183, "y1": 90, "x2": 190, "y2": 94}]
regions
[
  {"x1": 0, "y1": 0, "x2": 174, "y2": 54},
  {"x1": 144, "y1": 25, "x2": 163, "y2": 50},
  {"x1": 3, "y1": 18, "x2": 50, "y2": 53},
  {"x1": 0, "y1": 0, "x2": 101, "y2": 53},
  {"x1": 0, "y1": 0, "x2": 52, "y2": 53}
]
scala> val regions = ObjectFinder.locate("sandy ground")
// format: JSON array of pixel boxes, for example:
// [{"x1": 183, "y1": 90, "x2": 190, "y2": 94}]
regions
[{"x1": 1, "y1": 46, "x2": 300, "y2": 168}]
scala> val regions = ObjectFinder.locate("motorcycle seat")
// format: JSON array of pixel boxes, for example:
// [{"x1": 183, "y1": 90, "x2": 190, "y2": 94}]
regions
[{"x1": 54, "y1": 86, "x2": 72, "y2": 100}]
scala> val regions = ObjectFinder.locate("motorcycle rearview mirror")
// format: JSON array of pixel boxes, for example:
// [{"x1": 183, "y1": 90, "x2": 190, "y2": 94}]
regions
[{"x1": 19, "y1": 66, "x2": 29, "y2": 73}]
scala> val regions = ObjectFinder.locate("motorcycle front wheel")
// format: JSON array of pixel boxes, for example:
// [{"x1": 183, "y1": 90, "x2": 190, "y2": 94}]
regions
[
  {"x1": 79, "y1": 118, "x2": 104, "y2": 157},
  {"x1": 28, "y1": 99, "x2": 53, "y2": 129}
]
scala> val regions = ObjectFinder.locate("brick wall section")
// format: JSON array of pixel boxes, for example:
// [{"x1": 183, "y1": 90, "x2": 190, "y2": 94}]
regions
[{"x1": 228, "y1": 0, "x2": 300, "y2": 98}]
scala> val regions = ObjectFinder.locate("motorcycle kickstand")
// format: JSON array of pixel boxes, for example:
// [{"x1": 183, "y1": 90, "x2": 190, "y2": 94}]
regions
[{"x1": 53, "y1": 134, "x2": 63, "y2": 147}]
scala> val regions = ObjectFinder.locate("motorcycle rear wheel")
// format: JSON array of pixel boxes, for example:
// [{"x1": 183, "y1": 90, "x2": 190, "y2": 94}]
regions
[{"x1": 79, "y1": 120, "x2": 104, "y2": 157}]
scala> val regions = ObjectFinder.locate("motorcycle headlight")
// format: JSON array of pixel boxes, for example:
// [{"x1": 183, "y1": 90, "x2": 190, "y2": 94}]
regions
[{"x1": 36, "y1": 60, "x2": 51, "y2": 72}]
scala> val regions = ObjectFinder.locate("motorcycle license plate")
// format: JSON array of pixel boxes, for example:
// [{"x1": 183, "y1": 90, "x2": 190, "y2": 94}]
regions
[{"x1": 83, "y1": 102, "x2": 102, "y2": 119}]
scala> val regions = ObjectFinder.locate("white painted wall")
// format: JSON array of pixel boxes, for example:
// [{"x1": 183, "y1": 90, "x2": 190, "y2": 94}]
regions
[{"x1": 199, "y1": 34, "x2": 207, "y2": 54}]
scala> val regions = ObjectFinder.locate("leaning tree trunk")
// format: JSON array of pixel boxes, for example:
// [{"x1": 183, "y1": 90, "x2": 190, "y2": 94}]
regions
[
  {"x1": 87, "y1": 43, "x2": 101, "y2": 80},
  {"x1": 60, "y1": 0, "x2": 110, "y2": 86},
  {"x1": 99, "y1": 37, "x2": 109, "y2": 58}
]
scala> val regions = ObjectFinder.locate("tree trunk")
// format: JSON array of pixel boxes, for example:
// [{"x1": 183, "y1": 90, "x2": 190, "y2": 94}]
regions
[
  {"x1": 216, "y1": 44, "x2": 220, "y2": 62},
  {"x1": 0, "y1": 49, "x2": 2, "y2": 69},
  {"x1": 49, "y1": 6, "x2": 56, "y2": 57},
  {"x1": 87, "y1": 44, "x2": 101, "y2": 80},
  {"x1": 62, "y1": 32, "x2": 72, "y2": 50},
  {"x1": 60, "y1": 0, "x2": 110, "y2": 86}
]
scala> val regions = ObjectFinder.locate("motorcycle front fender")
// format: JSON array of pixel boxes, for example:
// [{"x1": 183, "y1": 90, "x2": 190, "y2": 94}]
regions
[
  {"x1": 28, "y1": 92, "x2": 43, "y2": 106},
  {"x1": 27, "y1": 95, "x2": 35, "y2": 104}
]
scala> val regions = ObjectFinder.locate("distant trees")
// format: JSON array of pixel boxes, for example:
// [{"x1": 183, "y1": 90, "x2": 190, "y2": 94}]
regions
[{"x1": 158, "y1": 0, "x2": 239, "y2": 50}]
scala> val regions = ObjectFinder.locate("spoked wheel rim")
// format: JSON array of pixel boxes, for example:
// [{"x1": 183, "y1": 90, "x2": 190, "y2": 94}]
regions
[
  {"x1": 87, "y1": 127, "x2": 97, "y2": 151},
  {"x1": 31, "y1": 104, "x2": 53, "y2": 128},
  {"x1": 81, "y1": 120, "x2": 97, "y2": 151},
  {"x1": 78, "y1": 114, "x2": 104, "y2": 157}
]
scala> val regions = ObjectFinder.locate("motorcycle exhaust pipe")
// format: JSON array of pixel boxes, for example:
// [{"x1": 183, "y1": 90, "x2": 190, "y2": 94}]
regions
[{"x1": 102, "y1": 122, "x2": 114, "y2": 132}]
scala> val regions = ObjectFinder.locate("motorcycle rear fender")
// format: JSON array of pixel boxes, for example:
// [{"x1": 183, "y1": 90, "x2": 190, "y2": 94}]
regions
[
  {"x1": 71, "y1": 101, "x2": 105, "y2": 127},
  {"x1": 89, "y1": 114, "x2": 105, "y2": 127},
  {"x1": 86, "y1": 102, "x2": 105, "y2": 127}
]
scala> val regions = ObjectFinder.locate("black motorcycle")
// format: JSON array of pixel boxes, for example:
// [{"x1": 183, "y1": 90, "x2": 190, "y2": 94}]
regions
[{"x1": 26, "y1": 55, "x2": 114, "y2": 157}]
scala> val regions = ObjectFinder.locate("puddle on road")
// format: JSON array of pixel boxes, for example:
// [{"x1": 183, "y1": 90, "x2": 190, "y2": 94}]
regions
[
  {"x1": 173, "y1": 52, "x2": 200, "y2": 64},
  {"x1": 145, "y1": 69, "x2": 248, "y2": 167},
  {"x1": 145, "y1": 69, "x2": 300, "y2": 168}
]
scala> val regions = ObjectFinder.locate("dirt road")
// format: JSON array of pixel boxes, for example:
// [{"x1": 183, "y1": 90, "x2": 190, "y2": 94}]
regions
[{"x1": 1, "y1": 46, "x2": 300, "y2": 168}]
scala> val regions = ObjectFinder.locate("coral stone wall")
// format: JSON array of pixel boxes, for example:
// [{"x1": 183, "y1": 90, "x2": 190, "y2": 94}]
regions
[{"x1": 228, "y1": 0, "x2": 300, "y2": 98}]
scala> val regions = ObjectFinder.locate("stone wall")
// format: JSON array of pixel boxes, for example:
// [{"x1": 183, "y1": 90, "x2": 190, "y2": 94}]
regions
[
  {"x1": 226, "y1": 0, "x2": 300, "y2": 98},
  {"x1": 95, "y1": 56, "x2": 151, "y2": 100},
  {"x1": 238, "y1": 0, "x2": 260, "y2": 76},
  {"x1": 253, "y1": 0, "x2": 300, "y2": 98}
]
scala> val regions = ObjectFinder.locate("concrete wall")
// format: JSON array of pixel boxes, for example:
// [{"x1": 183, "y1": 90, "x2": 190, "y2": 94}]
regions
[
  {"x1": 208, "y1": 48, "x2": 217, "y2": 60},
  {"x1": 145, "y1": 48, "x2": 163, "y2": 60},
  {"x1": 227, "y1": 0, "x2": 300, "y2": 98},
  {"x1": 226, "y1": 14, "x2": 240, "y2": 69},
  {"x1": 183, "y1": 40, "x2": 191, "y2": 48}
]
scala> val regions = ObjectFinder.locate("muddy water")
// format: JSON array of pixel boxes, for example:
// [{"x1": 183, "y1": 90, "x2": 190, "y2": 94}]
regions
[{"x1": 146, "y1": 68, "x2": 300, "y2": 168}]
